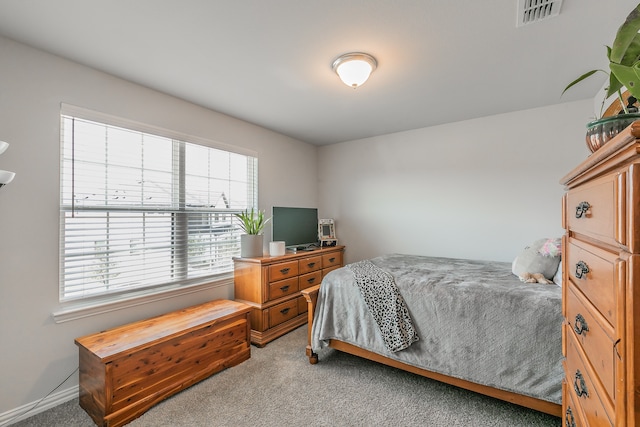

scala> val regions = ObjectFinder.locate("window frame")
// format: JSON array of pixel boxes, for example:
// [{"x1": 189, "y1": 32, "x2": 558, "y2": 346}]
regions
[{"x1": 54, "y1": 104, "x2": 258, "y2": 322}]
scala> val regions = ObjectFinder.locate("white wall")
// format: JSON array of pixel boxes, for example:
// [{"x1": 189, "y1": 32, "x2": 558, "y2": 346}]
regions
[
  {"x1": 0, "y1": 35, "x2": 317, "y2": 418},
  {"x1": 318, "y1": 101, "x2": 592, "y2": 264}
]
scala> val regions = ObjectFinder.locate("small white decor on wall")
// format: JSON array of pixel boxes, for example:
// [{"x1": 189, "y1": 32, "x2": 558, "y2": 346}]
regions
[{"x1": 0, "y1": 141, "x2": 15, "y2": 188}]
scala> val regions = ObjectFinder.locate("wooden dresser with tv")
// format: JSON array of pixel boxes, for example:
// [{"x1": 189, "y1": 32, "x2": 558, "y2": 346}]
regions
[
  {"x1": 233, "y1": 245, "x2": 344, "y2": 346},
  {"x1": 560, "y1": 121, "x2": 640, "y2": 426}
]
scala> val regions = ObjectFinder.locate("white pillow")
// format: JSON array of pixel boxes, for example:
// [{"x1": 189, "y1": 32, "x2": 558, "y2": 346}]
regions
[{"x1": 553, "y1": 262, "x2": 562, "y2": 287}]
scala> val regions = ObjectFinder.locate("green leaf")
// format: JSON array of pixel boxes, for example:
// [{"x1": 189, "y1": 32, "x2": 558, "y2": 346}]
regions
[
  {"x1": 561, "y1": 69, "x2": 603, "y2": 96},
  {"x1": 610, "y1": 5, "x2": 640, "y2": 64},
  {"x1": 620, "y1": 34, "x2": 640, "y2": 66},
  {"x1": 606, "y1": 72, "x2": 624, "y2": 98},
  {"x1": 610, "y1": 62, "x2": 640, "y2": 99}
]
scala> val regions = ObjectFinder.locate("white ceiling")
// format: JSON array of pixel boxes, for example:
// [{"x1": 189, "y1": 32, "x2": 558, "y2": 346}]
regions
[{"x1": 0, "y1": 0, "x2": 637, "y2": 145}]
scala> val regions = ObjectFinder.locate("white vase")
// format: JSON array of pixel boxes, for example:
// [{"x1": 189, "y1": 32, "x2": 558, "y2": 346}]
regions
[
  {"x1": 240, "y1": 234, "x2": 264, "y2": 258},
  {"x1": 269, "y1": 241, "x2": 286, "y2": 256}
]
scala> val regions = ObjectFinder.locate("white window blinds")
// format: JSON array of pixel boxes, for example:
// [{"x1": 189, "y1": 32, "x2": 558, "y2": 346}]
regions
[{"x1": 59, "y1": 112, "x2": 257, "y2": 302}]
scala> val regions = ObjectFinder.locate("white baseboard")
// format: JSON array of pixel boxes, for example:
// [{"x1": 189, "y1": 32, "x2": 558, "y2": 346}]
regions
[{"x1": 0, "y1": 386, "x2": 78, "y2": 427}]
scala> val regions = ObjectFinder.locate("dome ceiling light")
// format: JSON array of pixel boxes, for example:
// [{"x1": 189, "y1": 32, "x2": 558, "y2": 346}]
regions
[{"x1": 332, "y1": 52, "x2": 377, "y2": 89}]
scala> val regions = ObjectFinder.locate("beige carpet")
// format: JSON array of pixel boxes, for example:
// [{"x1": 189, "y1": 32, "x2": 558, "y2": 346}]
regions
[{"x1": 12, "y1": 326, "x2": 561, "y2": 426}]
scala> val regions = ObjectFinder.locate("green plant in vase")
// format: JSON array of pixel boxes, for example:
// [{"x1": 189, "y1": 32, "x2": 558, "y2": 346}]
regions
[
  {"x1": 562, "y1": 4, "x2": 640, "y2": 152},
  {"x1": 235, "y1": 208, "x2": 270, "y2": 235},
  {"x1": 564, "y1": 4, "x2": 640, "y2": 113},
  {"x1": 235, "y1": 208, "x2": 271, "y2": 258}
]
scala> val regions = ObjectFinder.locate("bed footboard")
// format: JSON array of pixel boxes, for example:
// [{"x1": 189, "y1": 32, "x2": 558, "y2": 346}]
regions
[{"x1": 300, "y1": 284, "x2": 320, "y2": 364}]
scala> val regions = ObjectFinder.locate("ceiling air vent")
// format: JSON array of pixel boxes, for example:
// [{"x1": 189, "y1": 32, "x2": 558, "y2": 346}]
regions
[{"x1": 517, "y1": 0, "x2": 563, "y2": 27}]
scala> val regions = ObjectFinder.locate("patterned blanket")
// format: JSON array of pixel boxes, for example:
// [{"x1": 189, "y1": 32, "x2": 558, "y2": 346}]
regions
[{"x1": 346, "y1": 260, "x2": 418, "y2": 352}]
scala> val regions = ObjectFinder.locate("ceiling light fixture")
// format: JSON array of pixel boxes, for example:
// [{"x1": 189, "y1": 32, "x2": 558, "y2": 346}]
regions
[
  {"x1": 0, "y1": 141, "x2": 16, "y2": 188},
  {"x1": 332, "y1": 52, "x2": 377, "y2": 89}
]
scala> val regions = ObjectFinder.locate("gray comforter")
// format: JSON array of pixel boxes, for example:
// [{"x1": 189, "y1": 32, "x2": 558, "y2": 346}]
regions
[{"x1": 311, "y1": 254, "x2": 563, "y2": 404}]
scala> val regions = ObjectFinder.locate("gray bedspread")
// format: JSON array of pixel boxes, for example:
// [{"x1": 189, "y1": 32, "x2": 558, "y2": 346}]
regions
[{"x1": 311, "y1": 254, "x2": 563, "y2": 404}]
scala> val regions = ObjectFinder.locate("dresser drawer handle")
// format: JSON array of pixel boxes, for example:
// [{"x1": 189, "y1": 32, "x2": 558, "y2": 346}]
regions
[
  {"x1": 328, "y1": 257, "x2": 336, "y2": 263},
  {"x1": 573, "y1": 313, "x2": 589, "y2": 336},
  {"x1": 564, "y1": 407, "x2": 576, "y2": 427},
  {"x1": 306, "y1": 262, "x2": 316, "y2": 268},
  {"x1": 280, "y1": 307, "x2": 290, "y2": 315},
  {"x1": 279, "y1": 267, "x2": 290, "y2": 274},
  {"x1": 575, "y1": 201, "x2": 591, "y2": 218},
  {"x1": 279, "y1": 285, "x2": 290, "y2": 292},
  {"x1": 574, "y1": 261, "x2": 590, "y2": 279},
  {"x1": 573, "y1": 370, "x2": 589, "y2": 398},
  {"x1": 307, "y1": 277, "x2": 316, "y2": 284}
]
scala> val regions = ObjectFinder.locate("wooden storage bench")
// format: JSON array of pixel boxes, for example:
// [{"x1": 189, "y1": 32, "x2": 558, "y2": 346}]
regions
[{"x1": 74, "y1": 299, "x2": 251, "y2": 427}]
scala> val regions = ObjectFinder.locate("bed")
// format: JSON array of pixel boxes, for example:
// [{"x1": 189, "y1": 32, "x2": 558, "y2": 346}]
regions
[{"x1": 301, "y1": 253, "x2": 563, "y2": 417}]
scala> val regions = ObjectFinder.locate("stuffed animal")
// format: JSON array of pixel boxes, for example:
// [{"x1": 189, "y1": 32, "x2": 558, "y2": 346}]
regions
[
  {"x1": 519, "y1": 272, "x2": 553, "y2": 284},
  {"x1": 511, "y1": 237, "x2": 562, "y2": 285}
]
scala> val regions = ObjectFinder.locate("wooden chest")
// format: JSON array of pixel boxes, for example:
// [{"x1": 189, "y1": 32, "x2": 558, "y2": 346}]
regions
[
  {"x1": 234, "y1": 246, "x2": 344, "y2": 346},
  {"x1": 560, "y1": 121, "x2": 640, "y2": 427},
  {"x1": 74, "y1": 299, "x2": 251, "y2": 427}
]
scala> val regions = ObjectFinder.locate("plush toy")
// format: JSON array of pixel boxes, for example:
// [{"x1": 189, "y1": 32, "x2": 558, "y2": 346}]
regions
[
  {"x1": 519, "y1": 272, "x2": 553, "y2": 284},
  {"x1": 511, "y1": 237, "x2": 561, "y2": 285}
]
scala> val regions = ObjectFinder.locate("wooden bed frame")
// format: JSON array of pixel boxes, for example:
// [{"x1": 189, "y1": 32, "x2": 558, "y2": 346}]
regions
[{"x1": 301, "y1": 284, "x2": 562, "y2": 418}]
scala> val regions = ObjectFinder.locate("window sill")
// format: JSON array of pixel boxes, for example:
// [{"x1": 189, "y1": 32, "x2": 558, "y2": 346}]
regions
[{"x1": 52, "y1": 274, "x2": 233, "y2": 324}]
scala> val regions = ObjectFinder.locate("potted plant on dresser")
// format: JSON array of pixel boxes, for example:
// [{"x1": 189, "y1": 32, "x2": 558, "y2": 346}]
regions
[
  {"x1": 235, "y1": 208, "x2": 270, "y2": 258},
  {"x1": 563, "y1": 3, "x2": 640, "y2": 152}
]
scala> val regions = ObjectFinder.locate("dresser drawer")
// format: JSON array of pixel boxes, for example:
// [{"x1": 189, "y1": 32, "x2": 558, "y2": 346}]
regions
[
  {"x1": 563, "y1": 379, "x2": 586, "y2": 427},
  {"x1": 322, "y1": 252, "x2": 342, "y2": 269},
  {"x1": 566, "y1": 174, "x2": 619, "y2": 247},
  {"x1": 269, "y1": 299, "x2": 298, "y2": 328},
  {"x1": 566, "y1": 283, "x2": 616, "y2": 403},
  {"x1": 567, "y1": 239, "x2": 618, "y2": 326},
  {"x1": 564, "y1": 331, "x2": 614, "y2": 426},
  {"x1": 299, "y1": 256, "x2": 322, "y2": 274},
  {"x1": 268, "y1": 277, "x2": 298, "y2": 301},
  {"x1": 298, "y1": 270, "x2": 322, "y2": 290},
  {"x1": 269, "y1": 261, "x2": 299, "y2": 282}
]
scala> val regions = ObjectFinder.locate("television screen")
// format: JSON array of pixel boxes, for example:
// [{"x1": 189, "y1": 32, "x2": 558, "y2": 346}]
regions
[{"x1": 272, "y1": 206, "x2": 318, "y2": 250}]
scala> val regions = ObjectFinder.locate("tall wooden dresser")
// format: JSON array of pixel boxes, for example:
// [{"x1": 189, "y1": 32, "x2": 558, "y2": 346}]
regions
[
  {"x1": 560, "y1": 122, "x2": 640, "y2": 426},
  {"x1": 233, "y1": 245, "x2": 344, "y2": 346}
]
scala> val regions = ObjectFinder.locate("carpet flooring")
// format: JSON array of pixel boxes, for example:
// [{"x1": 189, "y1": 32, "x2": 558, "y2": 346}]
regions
[{"x1": 12, "y1": 325, "x2": 561, "y2": 426}]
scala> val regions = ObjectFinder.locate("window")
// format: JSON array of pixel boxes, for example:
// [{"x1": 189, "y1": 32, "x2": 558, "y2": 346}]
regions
[{"x1": 59, "y1": 107, "x2": 257, "y2": 302}]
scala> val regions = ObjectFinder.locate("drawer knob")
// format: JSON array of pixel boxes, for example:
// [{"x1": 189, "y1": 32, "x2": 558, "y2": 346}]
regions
[
  {"x1": 280, "y1": 307, "x2": 290, "y2": 315},
  {"x1": 307, "y1": 277, "x2": 316, "y2": 284},
  {"x1": 575, "y1": 201, "x2": 591, "y2": 218},
  {"x1": 573, "y1": 370, "x2": 589, "y2": 398},
  {"x1": 573, "y1": 313, "x2": 589, "y2": 336},
  {"x1": 279, "y1": 285, "x2": 290, "y2": 292},
  {"x1": 307, "y1": 262, "x2": 316, "y2": 268},
  {"x1": 565, "y1": 407, "x2": 576, "y2": 427},
  {"x1": 280, "y1": 267, "x2": 290, "y2": 274},
  {"x1": 574, "y1": 261, "x2": 590, "y2": 279},
  {"x1": 328, "y1": 257, "x2": 336, "y2": 263}
]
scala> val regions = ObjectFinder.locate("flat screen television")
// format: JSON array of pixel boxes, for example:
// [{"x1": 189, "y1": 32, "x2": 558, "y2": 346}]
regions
[{"x1": 271, "y1": 206, "x2": 318, "y2": 250}]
